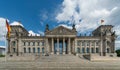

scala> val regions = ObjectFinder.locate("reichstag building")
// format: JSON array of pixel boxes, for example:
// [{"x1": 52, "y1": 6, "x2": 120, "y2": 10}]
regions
[{"x1": 7, "y1": 24, "x2": 116, "y2": 57}]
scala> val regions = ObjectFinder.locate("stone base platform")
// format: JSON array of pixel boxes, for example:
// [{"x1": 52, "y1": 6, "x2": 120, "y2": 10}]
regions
[
  {"x1": 90, "y1": 55, "x2": 120, "y2": 61},
  {"x1": 6, "y1": 54, "x2": 35, "y2": 61},
  {"x1": 0, "y1": 55, "x2": 120, "y2": 70},
  {"x1": 81, "y1": 53, "x2": 120, "y2": 61}
]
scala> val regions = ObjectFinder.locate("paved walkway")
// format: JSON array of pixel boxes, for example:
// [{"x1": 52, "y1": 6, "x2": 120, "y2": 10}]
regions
[{"x1": 0, "y1": 55, "x2": 120, "y2": 70}]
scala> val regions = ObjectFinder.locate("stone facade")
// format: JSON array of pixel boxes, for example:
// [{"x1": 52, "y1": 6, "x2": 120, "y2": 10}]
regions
[{"x1": 7, "y1": 24, "x2": 116, "y2": 58}]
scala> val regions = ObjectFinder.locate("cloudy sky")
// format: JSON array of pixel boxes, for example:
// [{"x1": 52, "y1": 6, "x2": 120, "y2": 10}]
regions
[{"x1": 0, "y1": 0, "x2": 120, "y2": 49}]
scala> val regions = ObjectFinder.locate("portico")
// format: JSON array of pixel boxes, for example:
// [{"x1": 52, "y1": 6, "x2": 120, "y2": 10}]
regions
[
  {"x1": 45, "y1": 24, "x2": 77, "y2": 55},
  {"x1": 46, "y1": 37, "x2": 75, "y2": 55}
]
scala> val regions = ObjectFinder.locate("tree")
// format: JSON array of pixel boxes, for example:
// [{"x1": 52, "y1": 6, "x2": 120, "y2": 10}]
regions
[{"x1": 116, "y1": 49, "x2": 120, "y2": 57}]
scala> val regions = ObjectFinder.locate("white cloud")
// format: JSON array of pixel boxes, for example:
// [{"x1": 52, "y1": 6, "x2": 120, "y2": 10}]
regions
[
  {"x1": 56, "y1": 0, "x2": 120, "y2": 34},
  {"x1": 0, "y1": 46, "x2": 5, "y2": 48},
  {"x1": 38, "y1": 31, "x2": 44, "y2": 36},
  {"x1": 89, "y1": 9, "x2": 111, "y2": 18},
  {"x1": 115, "y1": 41, "x2": 120, "y2": 44},
  {"x1": 10, "y1": 21, "x2": 24, "y2": 27},
  {"x1": 55, "y1": 0, "x2": 120, "y2": 49},
  {"x1": 58, "y1": 24, "x2": 72, "y2": 29},
  {"x1": 0, "y1": 17, "x2": 7, "y2": 41},
  {"x1": 28, "y1": 30, "x2": 40, "y2": 36}
]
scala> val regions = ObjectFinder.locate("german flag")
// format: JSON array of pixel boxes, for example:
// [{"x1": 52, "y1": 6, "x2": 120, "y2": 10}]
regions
[
  {"x1": 101, "y1": 19, "x2": 104, "y2": 24},
  {"x1": 6, "y1": 20, "x2": 11, "y2": 38}
]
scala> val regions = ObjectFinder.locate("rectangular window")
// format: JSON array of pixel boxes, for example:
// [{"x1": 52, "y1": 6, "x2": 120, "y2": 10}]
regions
[
  {"x1": 82, "y1": 42, "x2": 85, "y2": 46},
  {"x1": 28, "y1": 42, "x2": 30, "y2": 46},
  {"x1": 82, "y1": 48, "x2": 85, "y2": 53},
  {"x1": 87, "y1": 42, "x2": 89, "y2": 46},
  {"x1": 42, "y1": 42, "x2": 44, "y2": 46},
  {"x1": 38, "y1": 48, "x2": 40, "y2": 53},
  {"x1": 28, "y1": 48, "x2": 31, "y2": 53},
  {"x1": 33, "y1": 48, "x2": 35, "y2": 53},
  {"x1": 77, "y1": 41, "x2": 80, "y2": 46},
  {"x1": 96, "y1": 42, "x2": 99, "y2": 46},
  {"x1": 86, "y1": 48, "x2": 89, "y2": 53},
  {"x1": 92, "y1": 42, "x2": 94, "y2": 46},
  {"x1": 13, "y1": 48, "x2": 16, "y2": 53},
  {"x1": 33, "y1": 42, "x2": 35, "y2": 46},
  {"x1": 23, "y1": 42, "x2": 26, "y2": 46},
  {"x1": 37, "y1": 42, "x2": 40, "y2": 46},
  {"x1": 12, "y1": 41, "x2": 16, "y2": 46},
  {"x1": 24, "y1": 48, "x2": 26, "y2": 53}
]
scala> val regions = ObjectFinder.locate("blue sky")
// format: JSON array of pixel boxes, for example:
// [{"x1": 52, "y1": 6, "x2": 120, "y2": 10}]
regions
[
  {"x1": 0, "y1": 0, "x2": 120, "y2": 49},
  {"x1": 0, "y1": 0, "x2": 63, "y2": 33}
]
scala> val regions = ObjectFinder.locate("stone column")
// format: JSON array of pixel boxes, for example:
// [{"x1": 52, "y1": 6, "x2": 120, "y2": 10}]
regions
[
  {"x1": 16, "y1": 39, "x2": 19, "y2": 56},
  {"x1": 80, "y1": 41, "x2": 82, "y2": 54},
  {"x1": 57, "y1": 38, "x2": 59, "y2": 55},
  {"x1": 94, "y1": 41, "x2": 96, "y2": 53},
  {"x1": 85, "y1": 41, "x2": 86, "y2": 53},
  {"x1": 75, "y1": 39, "x2": 77, "y2": 54},
  {"x1": 45, "y1": 38, "x2": 48, "y2": 55},
  {"x1": 72, "y1": 39, "x2": 74, "y2": 53},
  {"x1": 105, "y1": 40, "x2": 107, "y2": 56},
  {"x1": 100, "y1": 39, "x2": 103, "y2": 56},
  {"x1": 63, "y1": 38, "x2": 65, "y2": 54},
  {"x1": 68, "y1": 38, "x2": 71, "y2": 54},
  {"x1": 51, "y1": 38, "x2": 54, "y2": 54},
  {"x1": 73, "y1": 39, "x2": 76, "y2": 54},
  {"x1": 89, "y1": 41, "x2": 91, "y2": 54},
  {"x1": 40, "y1": 47, "x2": 42, "y2": 54}
]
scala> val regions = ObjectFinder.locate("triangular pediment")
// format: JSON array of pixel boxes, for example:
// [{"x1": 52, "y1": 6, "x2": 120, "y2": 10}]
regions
[{"x1": 46, "y1": 26, "x2": 76, "y2": 35}]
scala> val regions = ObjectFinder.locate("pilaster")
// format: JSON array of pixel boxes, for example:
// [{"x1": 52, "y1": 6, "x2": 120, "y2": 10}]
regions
[
  {"x1": 51, "y1": 38, "x2": 54, "y2": 54},
  {"x1": 57, "y1": 38, "x2": 59, "y2": 55},
  {"x1": 68, "y1": 38, "x2": 71, "y2": 54},
  {"x1": 63, "y1": 38, "x2": 65, "y2": 54}
]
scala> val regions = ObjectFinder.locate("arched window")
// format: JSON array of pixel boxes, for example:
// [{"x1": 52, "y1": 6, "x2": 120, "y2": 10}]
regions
[
  {"x1": 82, "y1": 47, "x2": 85, "y2": 53},
  {"x1": 77, "y1": 48, "x2": 80, "y2": 53},
  {"x1": 42, "y1": 47, "x2": 44, "y2": 54},
  {"x1": 24, "y1": 47, "x2": 26, "y2": 53},
  {"x1": 12, "y1": 41, "x2": 16, "y2": 46},
  {"x1": 28, "y1": 47, "x2": 31, "y2": 53},
  {"x1": 38, "y1": 48, "x2": 40, "y2": 53},
  {"x1": 107, "y1": 48, "x2": 109, "y2": 53},
  {"x1": 86, "y1": 48, "x2": 89, "y2": 53},
  {"x1": 96, "y1": 48, "x2": 99, "y2": 53},
  {"x1": 91, "y1": 48, "x2": 94, "y2": 53},
  {"x1": 13, "y1": 48, "x2": 16, "y2": 53},
  {"x1": 33, "y1": 48, "x2": 35, "y2": 53}
]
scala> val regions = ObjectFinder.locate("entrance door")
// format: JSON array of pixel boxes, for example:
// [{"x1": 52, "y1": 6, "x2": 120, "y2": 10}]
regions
[
  {"x1": 42, "y1": 47, "x2": 44, "y2": 54},
  {"x1": 59, "y1": 42, "x2": 63, "y2": 54},
  {"x1": 54, "y1": 42, "x2": 57, "y2": 54}
]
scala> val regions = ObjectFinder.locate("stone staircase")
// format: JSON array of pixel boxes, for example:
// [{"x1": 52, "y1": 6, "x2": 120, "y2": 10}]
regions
[{"x1": 35, "y1": 54, "x2": 83, "y2": 62}]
